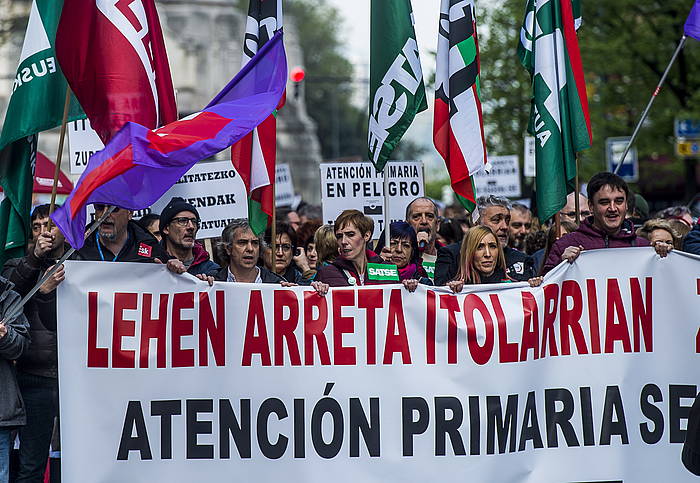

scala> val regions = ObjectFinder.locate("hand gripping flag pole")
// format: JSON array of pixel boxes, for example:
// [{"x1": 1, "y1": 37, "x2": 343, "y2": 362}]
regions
[{"x1": 0, "y1": 206, "x2": 116, "y2": 325}]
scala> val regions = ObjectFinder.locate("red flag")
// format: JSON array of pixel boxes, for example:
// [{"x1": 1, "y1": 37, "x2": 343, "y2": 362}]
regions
[{"x1": 55, "y1": 0, "x2": 177, "y2": 144}]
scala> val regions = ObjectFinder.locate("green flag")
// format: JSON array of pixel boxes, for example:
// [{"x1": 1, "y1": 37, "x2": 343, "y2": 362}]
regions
[
  {"x1": 0, "y1": 0, "x2": 84, "y2": 266},
  {"x1": 368, "y1": 0, "x2": 427, "y2": 172},
  {"x1": 518, "y1": 0, "x2": 591, "y2": 222}
]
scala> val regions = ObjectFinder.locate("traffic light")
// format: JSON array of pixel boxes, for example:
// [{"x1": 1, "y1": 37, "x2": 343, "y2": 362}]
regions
[{"x1": 290, "y1": 67, "x2": 305, "y2": 100}]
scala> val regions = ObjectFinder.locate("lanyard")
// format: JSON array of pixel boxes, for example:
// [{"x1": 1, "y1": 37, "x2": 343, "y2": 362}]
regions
[{"x1": 96, "y1": 233, "x2": 127, "y2": 262}]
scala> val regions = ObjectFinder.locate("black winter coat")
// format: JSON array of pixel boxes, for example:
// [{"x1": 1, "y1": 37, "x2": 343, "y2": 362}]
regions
[
  {"x1": 0, "y1": 277, "x2": 30, "y2": 428},
  {"x1": 435, "y1": 243, "x2": 534, "y2": 285},
  {"x1": 2, "y1": 253, "x2": 58, "y2": 378},
  {"x1": 74, "y1": 220, "x2": 171, "y2": 263}
]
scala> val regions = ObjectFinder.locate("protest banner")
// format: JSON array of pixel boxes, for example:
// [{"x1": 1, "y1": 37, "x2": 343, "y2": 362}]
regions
[
  {"x1": 320, "y1": 160, "x2": 424, "y2": 238},
  {"x1": 149, "y1": 160, "x2": 247, "y2": 238},
  {"x1": 275, "y1": 163, "x2": 296, "y2": 207},
  {"x1": 67, "y1": 118, "x2": 105, "y2": 175},
  {"x1": 473, "y1": 155, "x2": 522, "y2": 198},
  {"x1": 57, "y1": 248, "x2": 700, "y2": 482}
]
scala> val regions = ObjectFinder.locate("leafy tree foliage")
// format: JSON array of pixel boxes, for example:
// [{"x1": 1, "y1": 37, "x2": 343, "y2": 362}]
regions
[{"x1": 478, "y1": 0, "x2": 700, "y2": 198}]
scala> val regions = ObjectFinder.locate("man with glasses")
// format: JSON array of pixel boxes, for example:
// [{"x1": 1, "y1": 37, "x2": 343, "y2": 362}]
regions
[
  {"x1": 74, "y1": 203, "x2": 170, "y2": 263},
  {"x1": 159, "y1": 197, "x2": 219, "y2": 276},
  {"x1": 559, "y1": 192, "x2": 591, "y2": 224}
]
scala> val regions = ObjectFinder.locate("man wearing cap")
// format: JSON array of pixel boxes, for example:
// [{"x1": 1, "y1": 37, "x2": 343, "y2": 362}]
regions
[{"x1": 159, "y1": 197, "x2": 219, "y2": 276}]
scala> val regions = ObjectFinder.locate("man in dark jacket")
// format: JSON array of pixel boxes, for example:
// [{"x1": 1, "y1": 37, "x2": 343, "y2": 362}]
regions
[
  {"x1": 213, "y1": 219, "x2": 285, "y2": 283},
  {"x1": 0, "y1": 277, "x2": 30, "y2": 483},
  {"x1": 542, "y1": 172, "x2": 671, "y2": 274},
  {"x1": 158, "y1": 197, "x2": 219, "y2": 275},
  {"x1": 435, "y1": 195, "x2": 534, "y2": 285},
  {"x1": 683, "y1": 222, "x2": 700, "y2": 255},
  {"x1": 73, "y1": 203, "x2": 170, "y2": 263},
  {"x1": 2, "y1": 205, "x2": 64, "y2": 483}
]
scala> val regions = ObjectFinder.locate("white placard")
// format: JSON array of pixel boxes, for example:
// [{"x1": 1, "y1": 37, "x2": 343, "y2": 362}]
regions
[
  {"x1": 474, "y1": 155, "x2": 521, "y2": 198},
  {"x1": 524, "y1": 136, "x2": 536, "y2": 177},
  {"x1": 56, "y1": 249, "x2": 700, "y2": 483},
  {"x1": 149, "y1": 160, "x2": 247, "y2": 238},
  {"x1": 320, "y1": 161, "x2": 424, "y2": 238},
  {"x1": 68, "y1": 118, "x2": 105, "y2": 175},
  {"x1": 275, "y1": 163, "x2": 295, "y2": 207}
]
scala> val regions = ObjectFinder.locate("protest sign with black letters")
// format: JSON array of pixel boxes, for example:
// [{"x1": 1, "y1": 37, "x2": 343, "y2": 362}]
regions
[{"x1": 57, "y1": 248, "x2": 700, "y2": 482}]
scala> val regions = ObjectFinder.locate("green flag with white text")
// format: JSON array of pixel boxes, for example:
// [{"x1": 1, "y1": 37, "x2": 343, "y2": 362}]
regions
[
  {"x1": 0, "y1": 0, "x2": 84, "y2": 266},
  {"x1": 368, "y1": 0, "x2": 427, "y2": 172},
  {"x1": 518, "y1": 0, "x2": 591, "y2": 222}
]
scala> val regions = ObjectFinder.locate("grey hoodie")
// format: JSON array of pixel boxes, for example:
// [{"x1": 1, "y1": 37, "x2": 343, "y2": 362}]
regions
[{"x1": 0, "y1": 276, "x2": 30, "y2": 428}]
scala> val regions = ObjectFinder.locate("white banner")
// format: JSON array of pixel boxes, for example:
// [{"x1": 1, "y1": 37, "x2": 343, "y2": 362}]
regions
[
  {"x1": 320, "y1": 161, "x2": 424, "y2": 239},
  {"x1": 275, "y1": 163, "x2": 296, "y2": 207},
  {"x1": 149, "y1": 160, "x2": 247, "y2": 239},
  {"x1": 474, "y1": 155, "x2": 522, "y2": 198},
  {"x1": 67, "y1": 118, "x2": 105, "y2": 175},
  {"x1": 57, "y1": 249, "x2": 700, "y2": 482}
]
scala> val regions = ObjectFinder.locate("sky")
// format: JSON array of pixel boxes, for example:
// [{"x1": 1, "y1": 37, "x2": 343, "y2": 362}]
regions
[
  {"x1": 325, "y1": 0, "x2": 440, "y2": 77},
  {"x1": 325, "y1": 0, "x2": 443, "y2": 175}
]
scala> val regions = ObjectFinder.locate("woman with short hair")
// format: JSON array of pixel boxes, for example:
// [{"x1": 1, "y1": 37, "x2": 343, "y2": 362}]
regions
[
  {"x1": 638, "y1": 218, "x2": 682, "y2": 250},
  {"x1": 316, "y1": 210, "x2": 417, "y2": 292},
  {"x1": 375, "y1": 221, "x2": 432, "y2": 284}
]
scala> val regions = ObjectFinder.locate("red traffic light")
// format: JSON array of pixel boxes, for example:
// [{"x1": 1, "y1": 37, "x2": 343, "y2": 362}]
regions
[{"x1": 290, "y1": 67, "x2": 305, "y2": 83}]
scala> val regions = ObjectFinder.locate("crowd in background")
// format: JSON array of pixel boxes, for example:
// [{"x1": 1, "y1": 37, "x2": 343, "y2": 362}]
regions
[{"x1": 0, "y1": 170, "x2": 699, "y2": 482}]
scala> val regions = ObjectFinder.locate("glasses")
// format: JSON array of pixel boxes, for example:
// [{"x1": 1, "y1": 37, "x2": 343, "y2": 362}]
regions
[
  {"x1": 94, "y1": 204, "x2": 121, "y2": 213},
  {"x1": 171, "y1": 217, "x2": 200, "y2": 228},
  {"x1": 275, "y1": 243, "x2": 292, "y2": 253},
  {"x1": 560, "y1": 210, "x2": 591, "y2": 219}
]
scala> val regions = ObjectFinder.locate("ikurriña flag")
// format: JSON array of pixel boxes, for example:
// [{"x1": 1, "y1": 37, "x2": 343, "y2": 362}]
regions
[
  {"x1": 231, "y1": 0, "x2": 283, "y2": 236},
  {"x1": 51, "y1": 31, "x2": 288, "y2": 249},
  {"x1": 518, "y1": 0, "x2": 592, "y2": 222},
  {"x1": 433, "y1": 0, "x2": 487, "y2": 213},
  {"x1": 55, "y1": 0, "x2": 178, "y2": 144}
]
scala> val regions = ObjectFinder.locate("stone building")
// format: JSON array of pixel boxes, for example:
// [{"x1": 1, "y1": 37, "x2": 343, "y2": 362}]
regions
[{"x1": 0, "y1": 0, "x2": 323, "y2": 204}]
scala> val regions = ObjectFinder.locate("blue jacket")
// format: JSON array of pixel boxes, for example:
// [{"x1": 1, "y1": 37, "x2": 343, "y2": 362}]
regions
[{"x1": 683, "y1": 223, "x2": 700, "y2": 255}]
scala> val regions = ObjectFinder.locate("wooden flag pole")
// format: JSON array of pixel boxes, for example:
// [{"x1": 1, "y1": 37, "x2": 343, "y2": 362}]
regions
[
  {"x1": 47, "y1": 89, "x2": 72, "y2": 230},
  {"x1": 575, "y1": 156, "x2": 581, "y2": 225},
  {"x1": 271, "y1": 181, "x2": 277, "y2": 275}
]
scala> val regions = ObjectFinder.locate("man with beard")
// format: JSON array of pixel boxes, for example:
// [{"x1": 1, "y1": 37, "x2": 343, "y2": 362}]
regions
[
  {"x1": 405, "y1": 197, "x2": 441, "y2": 281},
  {"x1": 435, "y1": 195, "x2": 535, "y2": 285},
  {"x1": 73, "y1": 204, "x2": 170, "y2": 263},
  {"x1": 159, "y1": 197, "x2": 219, "y2": 276},
  {"x1": 542, "y1": 172, "x2": 671, "y2": 274},
  {"x1": 508, "y1": 203, "x2": 532, "y2": 251}
]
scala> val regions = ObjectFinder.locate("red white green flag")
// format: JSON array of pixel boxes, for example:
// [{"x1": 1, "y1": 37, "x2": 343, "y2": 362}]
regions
[
  {"x1": 433, "y1": 0, "x2": 487, "y2": 213},
  {"x1": 231, "y1": 0, "x2": 283, "y2": 234}
]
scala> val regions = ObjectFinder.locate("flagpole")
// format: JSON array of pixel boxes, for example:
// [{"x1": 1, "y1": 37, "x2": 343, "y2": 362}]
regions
[
  {"x1": 383, "y1": 165, "x2": 390, "y2": 249},
  {"x1": 47, "y1": 89, "x2": 72, "y2": 230},
  {"x1": 1, "y1": 206, "x2": 116, "y2": 324},
  {"x1": 271, "y1": 182, "x2": 277, "y2": 275},
  {"x1": 575, "y1": 156, "x2": 581, "y2": 225},
  {"x1": 613, "y1": 35, "x2": 688, "y2": 175}
]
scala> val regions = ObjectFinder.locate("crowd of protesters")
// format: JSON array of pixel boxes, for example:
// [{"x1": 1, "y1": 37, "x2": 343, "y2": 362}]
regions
[{"x1": 0, "y1": 171, "x2": 698, "y2": 481}]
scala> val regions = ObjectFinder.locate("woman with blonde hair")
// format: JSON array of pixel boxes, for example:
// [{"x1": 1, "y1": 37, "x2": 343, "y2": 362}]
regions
[{"x1": 447, "y1": 226, "x2": 542, "y2": 293}]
